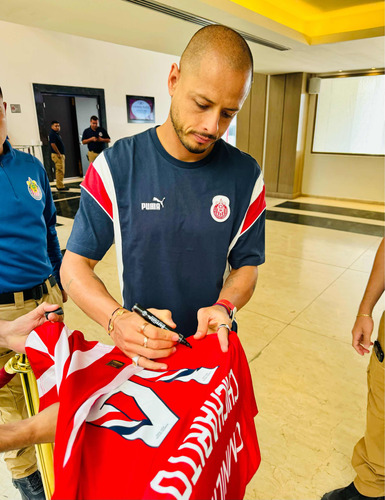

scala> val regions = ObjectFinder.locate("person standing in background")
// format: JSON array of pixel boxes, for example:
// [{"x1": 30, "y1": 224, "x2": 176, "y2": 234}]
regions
[
  {"x1": 81, "y1": 115, "x2": 110, "y2": 164},
  {"x1": 49, "y1": 120, "x2": 67, "y2": 191},
  {"x1": 322, "y1": 238, "x2": 384, "y2": 500},
  {"x1": 0, "y1": 85, "x2": 66, "y2": 500}
]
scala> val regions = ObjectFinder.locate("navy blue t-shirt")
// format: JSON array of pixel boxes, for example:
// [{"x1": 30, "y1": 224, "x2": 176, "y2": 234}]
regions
[
  {"x1": 67, "y1": 127, "x2": 266, "y2": 336},
  {"x1": 82, "y1": 126, "x2": 110, "y2": 153},
  {"x1": 49, "y1": 130, "x2": 65, "y2": 154}
]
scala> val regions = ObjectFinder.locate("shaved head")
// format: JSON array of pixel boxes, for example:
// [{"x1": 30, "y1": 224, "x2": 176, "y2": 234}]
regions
[
  {"x1": 158, "y1": 24, "x2": 253, "y2": 161},
  {"x1": 180, "y1": 25, "x2": 253, "y2": 79}
]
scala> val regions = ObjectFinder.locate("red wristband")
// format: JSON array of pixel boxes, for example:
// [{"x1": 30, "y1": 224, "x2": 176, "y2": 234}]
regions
[
  {"x1": 213, "y1": 300, "x2": 237, "y2": 320},
  {"x1": 213, "y1": 302, "x2": 231, "y2": 315}
]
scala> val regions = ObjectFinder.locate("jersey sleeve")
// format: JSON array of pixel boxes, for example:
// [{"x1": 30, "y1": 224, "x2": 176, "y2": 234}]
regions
[
  {"x1": 66, "y1": 161, "x2": 114, "y2": 261},
  {"x1": 228, "y1": 173, "x2": 266, "y2": 269},
  {"x1": 25, "y1": 322, "x2": 67, "y2": 410}
]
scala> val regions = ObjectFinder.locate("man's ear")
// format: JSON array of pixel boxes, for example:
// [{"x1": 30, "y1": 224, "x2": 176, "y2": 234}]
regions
[
  {"x1": 167, "y1": 63, "x2": 180, "y2": 97},
  {"x1": 3, "y1": 102, "x2": 7, "y2": 112}
]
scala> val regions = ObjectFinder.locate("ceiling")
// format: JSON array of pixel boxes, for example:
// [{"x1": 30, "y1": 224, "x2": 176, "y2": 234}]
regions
[
  {"x1": 230, "y1": 0, "x2": 384, "y2": 44},
  {"x1": 0, "y1": 0, "x2": 383, "y2": 74}
]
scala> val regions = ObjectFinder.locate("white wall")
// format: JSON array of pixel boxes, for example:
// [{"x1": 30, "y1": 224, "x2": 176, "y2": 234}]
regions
[
  {"x1": 0, "y1": 20, "x2": 177, "y2": 157},
  {"x1": 302, "y1": 94, "x2": 384, "y2": 203}
]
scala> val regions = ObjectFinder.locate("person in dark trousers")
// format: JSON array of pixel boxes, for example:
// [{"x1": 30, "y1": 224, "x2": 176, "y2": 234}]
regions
[
  {"x1": 49, "y1": 120, "x2": 67, "y2": 191},
  {"x1": 0, "y1": 86, "x2": 66, "y2": 500},
  {"x1": 81, "y1": 115, "x2": 110, "y2": 164}
]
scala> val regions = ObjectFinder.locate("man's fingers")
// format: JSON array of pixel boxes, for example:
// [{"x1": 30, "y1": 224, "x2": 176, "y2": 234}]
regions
[
  {"x1": 46, "y1": 312, "x2": 64, "y2": 323},
  {"x1": 120, "y1": 343, "x2": 176, "y2": 360},
  {"x1": 195, "y1": 311, "x2": 209, "y2": 338},
  {"x1": 136, "y1": 356, "x2": 168, "y2": 371},
  {"x1": 217, "y1": 325, "x2": 230, "y2": 353},
  {"x1": 352, "y1": 337, "x2": 371, "y2": 356},
  {"x1": 217, "y1": 331, "x2": 229, "y2": 352},
  {"x1": 148, "y1": 308, "x2": 177, "y2": 330}
]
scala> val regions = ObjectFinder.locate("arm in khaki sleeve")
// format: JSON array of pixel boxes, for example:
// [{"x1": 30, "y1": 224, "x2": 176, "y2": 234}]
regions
[
  {"x1": 60, "y1": 251, "x2": 178, "y2": 370},
  {"x1": 0, "y1": 403, "x2": 59, "y2": 452},
  {"x1": 194, "y1": 265, "x2": 259, "y2": 352},
  {"x1": 352, "y1": 237, "x2": 385, "y2": 355}
]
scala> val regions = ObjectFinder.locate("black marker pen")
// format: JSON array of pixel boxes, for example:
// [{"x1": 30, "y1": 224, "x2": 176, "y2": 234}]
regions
[
  {"x1": 44, "y1": 307, "x2": 64, "y2": 319},
  {"x1": 132, "y1": 303, "x2": 192, "y2": 349}
]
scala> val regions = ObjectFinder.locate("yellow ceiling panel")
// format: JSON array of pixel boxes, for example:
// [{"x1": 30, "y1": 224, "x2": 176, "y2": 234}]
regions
[{"x1": 229, "y1": 0, "x2": 384, "y2": 43}]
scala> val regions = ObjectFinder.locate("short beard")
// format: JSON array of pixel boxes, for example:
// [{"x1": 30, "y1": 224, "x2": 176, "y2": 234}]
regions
[{"x1": 170, "y1": 106, "x2": 216, "y2": 155}]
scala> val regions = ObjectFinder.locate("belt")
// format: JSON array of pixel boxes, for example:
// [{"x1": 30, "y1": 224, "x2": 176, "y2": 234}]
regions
[{"x1": 0, "y1": 275, "x2": 57, "y2": 305}]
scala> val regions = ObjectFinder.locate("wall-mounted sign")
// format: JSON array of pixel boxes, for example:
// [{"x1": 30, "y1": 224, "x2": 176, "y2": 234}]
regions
[
  {"x1": 126, "y1": 96, "x2": 155, "y2": 123},
  {"x1": 10, "y1": 104, "x2": 21, "y2": 113}
]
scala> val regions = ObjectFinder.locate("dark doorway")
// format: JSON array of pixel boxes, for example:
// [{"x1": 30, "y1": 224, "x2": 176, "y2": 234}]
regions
[
  {"x1": 42, "y1": 95, "x2": 81, "y2": 179},
  {"x1": 33, "y1": 84, "x2": 107, "y2": 182}
]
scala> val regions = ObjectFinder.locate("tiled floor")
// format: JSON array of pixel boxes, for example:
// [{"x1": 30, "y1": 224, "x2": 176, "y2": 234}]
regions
[{"x1": 1, "y1": 186, "x2": 384, "y2": 500}]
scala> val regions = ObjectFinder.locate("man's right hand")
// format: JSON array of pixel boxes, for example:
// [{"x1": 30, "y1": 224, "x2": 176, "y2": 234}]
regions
[
  {"x1": 111, "y1": 308, "x2": 179, "y2": 370},
  {"x1": 352, "y1": 315, "x2": 374, "y2": 355}
]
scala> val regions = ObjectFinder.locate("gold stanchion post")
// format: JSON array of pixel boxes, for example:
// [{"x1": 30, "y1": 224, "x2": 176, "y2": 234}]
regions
[{"x1": 5, "y1": 354, "x2": 54, "y2": 500}]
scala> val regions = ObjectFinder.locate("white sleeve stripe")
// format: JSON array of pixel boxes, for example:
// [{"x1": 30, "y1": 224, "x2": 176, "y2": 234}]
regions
[
  {"x1": 91, "y1": 152, "x2": 125, "y2": 299},
  {"x1": 54, "y1": 326, "x2": 72, "y2": 391},
  {"x1": 239, "y1": 206, "x2": 266, "y2": 238},
  {"x1": 67, "y1": 343, "x2": 116, "y2": 377},
  {"x1": 25, "y1": 331, "x2": 50, "y2": 355},
  {"x1": 36, "y1": 365, "x2": 57, "y2": 398},
  {"x1": 81, "y1": 185, "x2": 113, "y2": 221},
  {"x1": 227, "y1": 175, "x2": 265, "y2": 257}
]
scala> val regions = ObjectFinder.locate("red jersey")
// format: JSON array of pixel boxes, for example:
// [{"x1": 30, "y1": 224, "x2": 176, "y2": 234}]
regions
[{"x1": 26, "y1": 322, "x2": 260, "y2": 500}]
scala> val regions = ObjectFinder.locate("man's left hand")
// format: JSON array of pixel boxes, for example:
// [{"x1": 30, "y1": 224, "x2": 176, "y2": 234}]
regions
[
  {"x1": 0, "y1": 303, "x2": 63, "y2": 353},
  {"x1": 194, "y1": 305, "x2": 231, "y2": 352}
]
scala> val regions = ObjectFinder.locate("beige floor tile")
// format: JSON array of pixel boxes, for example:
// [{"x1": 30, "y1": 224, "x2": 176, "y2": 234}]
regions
[
  {"x1": 247, "y1": 253, "x2": 345, "y2": 324},
  {"x1": 56, "y1": 216, "x2": 75, "y2": 251},
  {"x1": 246, "y1": 325, "x2": 369, "y2": 500},
  {"x1": 266, "y1": 220, "x2": 380, "y2": 268},
  {"x1": 292, "y1": 269, "x2": 385, "y2": 342},
  {"x1": 349, "y1": 238, "x2": 384, "y2": 272},
  {"x1": 237, "y1": 309, "x2": 286, "y2": 362},
  {"x1": 0, "y1": 455, "x2": 18, "y2": 500}
]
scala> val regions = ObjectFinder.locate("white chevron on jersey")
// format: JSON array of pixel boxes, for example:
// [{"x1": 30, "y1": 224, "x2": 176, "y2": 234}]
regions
[
  {"x1": 64, "y1": 362, "x2": 140, "y2": 466},
  {"x1": 90, "y1": 153, "x2": 125, "y2": 297},
  {"x1": 86, "y1": 380, "x2": 179, "y2": 447},
  {"x1": 223, "y1": 174, "x2": 266, "y2": 283}
]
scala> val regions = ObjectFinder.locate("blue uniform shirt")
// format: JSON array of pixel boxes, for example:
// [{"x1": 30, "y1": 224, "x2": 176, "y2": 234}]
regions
[
  {"x1": 49, "y1": 129, "x2": 65, "y2": 154},
  {"x1": 68, "y1": 127, "x2": 266, "y2": 336},
  {"x1": 0, "y1": 140, "x2": 62, "y2": 292},
  {"x1": 82, "y1": 126, "x2": 110, "y2": 154}
]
